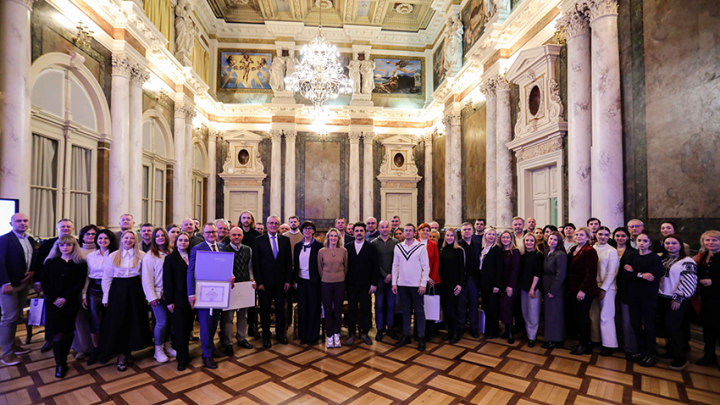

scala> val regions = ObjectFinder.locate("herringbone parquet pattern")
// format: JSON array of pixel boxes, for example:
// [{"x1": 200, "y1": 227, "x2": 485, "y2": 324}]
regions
[{"x1": 2, "y1": 322, "x2": 719, "y2": 405}]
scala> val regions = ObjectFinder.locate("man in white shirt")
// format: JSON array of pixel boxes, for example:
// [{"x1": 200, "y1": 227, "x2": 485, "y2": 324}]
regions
[{"x1": 392, "y1": 224, "x2": 430, "y2": 351}]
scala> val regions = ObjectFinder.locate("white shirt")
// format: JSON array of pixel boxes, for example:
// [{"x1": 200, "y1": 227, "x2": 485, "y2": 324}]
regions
[
  {"x1": 392, "y1": 239, "x2": 430, "y2": 287},
  {"x1": 142, "y1": 251, "x2": 167, "y2": 302},
  {"x1": 299, "y1": 243, "x2": 311, "y2": 280},
  {"x1": 206, "y1": 241, "x2": 220, "y2": 251},
  {"x1": 354, "y1": 240, "x2": 364, "y2": 255},
  {"x1": 268, "y1": 233, "x2": 279, "y2": 253},
  {"x1": 594, "y1": 243, "x2": 619, "y2": 291},
  {"x1": 83, "y1": 249, "x2": 110, "y2": 299},
  {"x1": 15, "y1": 232, "x2": 32, "y2": 273},
  {"x1": 102, "y1": 249, "x2": 145, "y2": 304}
]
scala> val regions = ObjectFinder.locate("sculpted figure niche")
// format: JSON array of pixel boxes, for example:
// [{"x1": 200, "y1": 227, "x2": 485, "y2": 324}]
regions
[
  {"x1": 175, "y1": 0, "x2": 194, "y2": 66},
  {"x1": 443, "y1": 14, "x2": 463, "y2": 77},
  {"x1": 360, "y1": 60, "x2": 376, "y2": 94},
  {"x1": 349, "y1": 60, "x2": 362, "y2": 94},
  {"x1": 269, "y1": 56, "x2": 286, "y2": 92}
]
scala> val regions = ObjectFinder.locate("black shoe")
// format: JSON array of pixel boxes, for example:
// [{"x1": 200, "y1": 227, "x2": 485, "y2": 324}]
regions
[
  {"x1": 669, "y1": 358, "x2": 688, "y2": 371},
  {"x1": 41, "y1": 341, "x2": 53, "y2": 353},
  {"x1": 225, "y1": 345, "x2": 234, "y2": 356},
  {"x1": 696, "y1": 354, "x2": 718, "y2": 366},
  {"x1": 202, "y1": 357, "x2": 218, "y2": 369},
  {"x1": 570, "y1": 344, "x2": 580, "y2": 351},
  {"x1": 441, "y1": 332, "x2": 452, "y2": 342},
  {"x1": 376, "y1": 331, "x2": 384, "y2": 342},
  {"x1": 87, "y1": 348, "x2": 100, "y2": 366},
  {"x1": 417, "y1": 338, "x2": 426, "y2": 352},
  {"x1": 263, "y1": 338, "x2": 272, "y2": 349},
  {"x1": 300, "y1": 339, "x2": 307, "y2": 345},
  {"x1": 54, "y1": 365, "x2": 68, "y2": 378},
  {"x1": 484, "y1": 334, "x2": 498, "y2": 340},
  {"x1": 238, "y1": 339, "x2": 253, "y2": 350},
  {"x1": 470, "y1": 329, "x2": 480, "y2": 339},
  {"x1": 395, "y1": 336, "x2": 411, "y2": 348},
  {"x1": 387, "y1": 330, "x2": 400, "y2": 341},
  {"x1": 570, "y1": 344, "x2": 589, "y2": 355},
  {"x1": 657, "y1": 350, "x2": 674, "y2": 361},
  {"x1": 278, "y1": 337, "x2": 288, "y2": 345},
  {"x1": 639, "y1": 355, "x2": 656, "y2": 368},
  {"x1": 528, "y1": 340, "x2": 535, "y2": 348},
  {"x1": 600, "y1": 347, "x2": 614, "y2": 357},
  {"x1": 177, "y1": 363, "x2": 186, "y2": 371},
  {"x1": 507, "y1": 331, "x2": 514, "y2": 345},
  {"x1": 628, "y1": 352, "x2": 643, "y2": 362},
  {"x1": 450, "y1": 331, "x2": 461, "y2": 345},
  {"x1": 543, "y1": 341, "x2": 563, "y2": 350}
]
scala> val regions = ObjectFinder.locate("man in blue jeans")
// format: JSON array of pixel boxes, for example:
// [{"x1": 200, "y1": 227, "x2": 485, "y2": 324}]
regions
[
  {"x1": 371, "y1": 221, "x2": 399, "y2": 342},
  {"x1": 458, "y1": 223, "x2": 481, "y2": 338}
]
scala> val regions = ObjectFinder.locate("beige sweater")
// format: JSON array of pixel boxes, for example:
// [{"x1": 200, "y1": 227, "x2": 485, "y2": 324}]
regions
[{"x1": 317, "y1": 247, "x2": 348, "y2": 283}]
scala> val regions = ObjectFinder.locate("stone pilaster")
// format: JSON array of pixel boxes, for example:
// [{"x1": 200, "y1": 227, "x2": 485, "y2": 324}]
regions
[
  {"x1": 128, "y1": 65, "x2": 148, "y2": 222},
  {"x1": 172, "y1": 106, "x2": 187, "y2": 224},
  {"x1": 207, "y1": 128, "x2": 218, "y2": 221},
  {"x1": 284, "y1": 130, "x2": 297, "y2": 220},
  {"x1": 269, "y1": 129, "x2": 283, "y2": 218},
  {"x1": 480, "y1": 80, "x2": 497, "y2": 227},
  {"x1": 348, "y1": 131, "x2": 361, "y2": 223},
  {"x1": 184, "y1": 108, "x2": 195, "y2": 219},
  {"x1": 423, "y1": 132, "x2": 433, "y2": 223},
  {"x1": 495, "y1": 75, "x2": 513, "y2": 231},
  {"x1": 362, "y1": 132, "x2": 375, "y2": 220},
  {"x1": 443, "y1": 113, "x2": 462, "y2": 228},
  {"x1": 108, "y1": 55, "x2": 132, "y2": 230}
]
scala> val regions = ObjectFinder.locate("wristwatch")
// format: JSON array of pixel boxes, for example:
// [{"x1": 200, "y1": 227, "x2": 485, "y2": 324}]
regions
[{"x1": 637, "y1": 272, "x2": 643, "y2": 278}]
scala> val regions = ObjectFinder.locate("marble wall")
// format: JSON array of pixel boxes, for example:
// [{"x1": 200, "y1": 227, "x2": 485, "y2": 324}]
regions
[
  {"x1": 462, "y1": 104, "x2": 487, "y2": 221},
  {"x1": 432, "y1": 133, "x2": 446, "y2": 223}
]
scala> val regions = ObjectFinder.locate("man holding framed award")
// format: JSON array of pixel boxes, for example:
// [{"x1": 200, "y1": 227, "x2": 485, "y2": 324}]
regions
[{"x1": 187, "y1": 223, "x2": 234, "y2": 369}]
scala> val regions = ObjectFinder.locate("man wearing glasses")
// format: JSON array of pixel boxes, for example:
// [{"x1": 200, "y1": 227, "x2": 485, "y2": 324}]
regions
[{"x1": 627, "y1": 219, "x2": 662, "y2": 252}]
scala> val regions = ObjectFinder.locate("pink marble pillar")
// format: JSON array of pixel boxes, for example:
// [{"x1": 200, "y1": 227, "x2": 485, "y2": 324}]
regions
[
  {"x1": 561, "y1": 10, "x2": 593, "y2": 225},
  {"x1": 269, "y1": 129, "x2": 283, "y2": 218},
  {"x1": 128, "y1": 66, "x2": 147, "y2": 222},
  {"x1": 348, "y1": 132, "x2": 361, "y2": 223},
  {"x1": 362, "y1": 132, "x2": 374, "y2": 220},
  {"x1": 108, "y1": 55, "x2": 131, "y2": 230},
  {"x1": 0, "y1": 0, "x2": 34, "y2": 213},
  {"x1": 284, "y1": 130, "x2": 296, "y2": 220},
  {"x1": 587, "y1": 0, "x2": 624, "y2": 228},
  {"x1": 480, "y1": 80, "x2": 497, "y2": 227},
  {"x1": 172, "y1": 107, "x2": 186, "y2": 224},
  {"x1": 424, "y1": 132, "x2": 433, "y2": 222},
  {"x1": 495, "y1": 76, "x2": 514, "y2": 231}
]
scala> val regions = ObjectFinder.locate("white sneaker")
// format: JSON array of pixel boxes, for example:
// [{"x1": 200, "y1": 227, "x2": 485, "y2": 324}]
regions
[
  {"x1": 327, "y1": 337, "x2": 334, "y2": 348},
  {"x1": 333, "y1": 334, "x2": 341, "y2": 348},
  {"x1": 164, "y1": 342, "x2": 177, "y2": 357},
  {"x1": 154, "y1": 346, "x2": 168, "y2": 363}
]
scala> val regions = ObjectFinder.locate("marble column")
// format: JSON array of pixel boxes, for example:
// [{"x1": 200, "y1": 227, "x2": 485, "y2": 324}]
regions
[
  {"x1": 348, "y1": 132, "x2": 361, "y2": 223},
  {"x1": 172, "y1": 107, "x2": 186, "y2": 224},
  {"x1": 284, "y1": 130, "x2": 296, "y2": 221},
  {"x1": 0, "y1": 0, "x2": 34, "y2": 214},
  {"x1": 587, "y1": 0, "x2": 624, "y2": 228},
  {"x1": 184, "y1": 110, "x2": 194, "y2": 218},
  {"x1": 561, "y1": 9, "x2": 593, "y2": 226},
  {"x1": 443, "y1": 113, "x2": 462, "y2": 228},
  {"x1": 481, "y1": 81, "x2": 497, "y2": 227},
  {"x1": 108, "y1": 55, "x2": 132, "y2": 229},
  {"x1": 423, "y1": 132, "x2": 433, "y2": 223},
  {"x1": 269, "y1": 129, "x2": 283, "y2": 218},
  {"x1": 207, "y1": 129, "x2": 217, "y2": 221},
  {"x1": 362, "y1": 132, "x2": 374, "y2": 220},
  {"x1": 128, "y1": 66, "x2": 147, "y2": 222},
  {"x1": 495, "y1": 76, "x2": 514, "y2": 231}
]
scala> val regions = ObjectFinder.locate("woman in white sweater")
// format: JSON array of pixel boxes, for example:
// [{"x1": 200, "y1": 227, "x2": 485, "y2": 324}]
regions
[
  {"x1": 591, "y1": 226, "x2": 620, "y2": 356},
  {"x1": 142, "y1": 227, "x2": 177, "y2": 363}
]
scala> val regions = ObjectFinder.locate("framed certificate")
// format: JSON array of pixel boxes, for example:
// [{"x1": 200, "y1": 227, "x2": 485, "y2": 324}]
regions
[
  {"x1": 194, "y1": 281, "x2": 231, "y2": 309},
  {"x1": 196, "y1": 251, "x2": 234, "y2": 281},
  {"x1": 227, "y1": 282, "x2": 256, "y2": 310}
]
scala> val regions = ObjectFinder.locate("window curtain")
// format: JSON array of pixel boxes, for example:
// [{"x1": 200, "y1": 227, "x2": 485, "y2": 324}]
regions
[
  {"x1": 70, "y1": 146, "x2": 92, "y2": 229},
  {"x1": 144, "y1": 0, "x2": 173, "y2": 50},
  {"x1": 30, "y1": 135, "x2": 58, "y2": 238},
  {"x1": 192, "y1": 38, "x2": 209, "y2": 84}
]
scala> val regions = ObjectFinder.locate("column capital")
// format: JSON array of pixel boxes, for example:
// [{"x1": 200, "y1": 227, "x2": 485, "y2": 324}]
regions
[
  {"x1": 130, "y1": 65, "x2": 149, "y2": 86},
  {"x1": 269, "y1": 129, "x2": 283, "y2": 142},
  {"x1": 362, "y1": 132, "x2": 376, "y2": 144},
  {"x1": 111, "y1": 55, "x2": 132, "y2": 77},
  {"x1": 479, "y1": 79, "x2": 497, "y2": 98},
  {"x1": 558, "y1": 9, "x2": 590, "y2": 38},
  {"x1": 494, "y1": 75, "x2": 512, "y2": 92},
  {"x1": 284, "y1": 130, "x2": 297, "y2": 142},
  {"x1": 581, "y1": 0, "x2": 618, "y2": 22},
  {"x1": 184, "y1": 107, "x2": 196, "y2": 121},
  {"x1": 348, "y1": 131, "x2": 362, "y2": 144},
  {"x1": 8, "y1": 0, "x2": 37, "y2": 11},
  {"x1": 442, "y1": 113, "x2": 461, "y2": 128}
]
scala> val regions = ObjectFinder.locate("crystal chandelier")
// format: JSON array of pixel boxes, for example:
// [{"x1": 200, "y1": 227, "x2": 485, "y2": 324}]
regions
[{"x1": 284, "y1": 7, "x2": 352, "y2": 109}]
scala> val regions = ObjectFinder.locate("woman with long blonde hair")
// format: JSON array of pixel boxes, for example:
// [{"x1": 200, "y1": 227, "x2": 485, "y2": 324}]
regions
[
  {"x1": 318, "y1": 228, "x2": 348, "y2": 348},
  {"x1": 100, "y1": 230, "x2": 151, "y2": 371},
  {"x1": 439, "y1": 228, "x2": 465, "y2": 343},
  {"x1": 498, "y1": 230, "x2": 521, "y2": 344}
]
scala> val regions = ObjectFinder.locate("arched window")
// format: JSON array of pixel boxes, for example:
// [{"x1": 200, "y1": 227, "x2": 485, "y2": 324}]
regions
[
  {"x1": 29, "y1": 53, "x2": 111, "y2": 238},
  {"x1": 191, "y1": 142, "x2": 208, "y2": 222},
  {"x1": 141, "y1": 109, "x2": 174, "y2": 226}
]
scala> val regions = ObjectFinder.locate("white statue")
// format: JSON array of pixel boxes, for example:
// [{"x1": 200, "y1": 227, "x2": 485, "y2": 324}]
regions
[
  {"x1": 174, "y1": 0, "x2": 194, "y2": 67},
  {"x1": 285, "y1": 55, "x2": 299, "y2": 80},
  {"x1": 269, "y1": 56, "x2": 286, "y2": 92},
  {"x1": 360, "y1": 60, "x2": 376, "y2": 94},
  {"x1": 443, "y1": 14, "x2": 463, "y2": 77},
  {"x1": 485, "y1": 0, "x2": 497, "y2": 18},
  {"x1": 348, "y1": 60, "x2": 361, "y2": 94}
]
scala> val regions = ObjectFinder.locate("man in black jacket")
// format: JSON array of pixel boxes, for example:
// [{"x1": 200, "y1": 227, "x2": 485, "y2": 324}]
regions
[
  {"x1": 252, "y1": 215, "x2": 292, "y2": 348},
  {"x1": 345, "y1": 222, "x2": 380, "y2": 345},
  {"x1": 0, "y1": 213, "x2": 37, "y2": 365},
  {"x1": 458, "y1": 222, "x2": 482, "y2": 338},
  {"x1": 182, "y1": 218, "x2": 204, "y2": 248}
]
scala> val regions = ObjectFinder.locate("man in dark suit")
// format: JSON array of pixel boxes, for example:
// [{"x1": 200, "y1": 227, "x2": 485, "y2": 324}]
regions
[
  {"x1": 187, "y1": 223, "x2": 231, "y2": 369},
  {"x1": 182, "y1": 218, "x2": 204, "y2": 249},
  {"x1": 458, "y1": 222, "x2": 482, "y2": 338},
  {"x1": 0, "y1": 213, "x2": 37, "y2": 365},
  {"x1": 252, "y1": 215, "x2": 292, "y2": 348},
  {"x1": 114, "y1": 213, "x2": 136, "y2": 242},
  {"x1": 345, "y1": 222, "x2": 380, "y2": 346}
]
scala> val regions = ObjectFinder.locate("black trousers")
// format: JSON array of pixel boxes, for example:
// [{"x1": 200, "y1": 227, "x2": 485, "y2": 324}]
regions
[
  {"x1": 629, "y1": 290, "x2": 659, "y2": 355},
  {"x1": 172, "y1": 305, "x2": 193, "y2": 365},
  {"x1": 700, "y1": 295, "x2": 720, "y2": 356},
  {"x1": 570, "y1": 294, "x2": 594, "y2": 344},
  {"x1": 442, "y1": 283, "x2": 459, "y2": 333},
  {"x1": 657, "y1": 297, "x2": 690, "y2": 362},
  {"x1": 297, "y1": 278, "x2": 321, "y2": 342},
  {"x1": 346, "y1": 284, "x2": 372, "y2": 336},
  {"x1": 481, "y1": 288, "x2": 500, "y2": 336},
  {"x1": 259, "y1": 285, "x2": 286, "y2": 339}
]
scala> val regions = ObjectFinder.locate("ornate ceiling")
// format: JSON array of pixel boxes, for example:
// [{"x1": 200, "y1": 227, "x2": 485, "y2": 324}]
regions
[{"x1": 205, "y1": 0, "x2": 436, "y2": 32}]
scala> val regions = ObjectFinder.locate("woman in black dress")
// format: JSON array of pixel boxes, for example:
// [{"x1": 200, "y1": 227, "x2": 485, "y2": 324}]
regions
[
  {"x1": 498, "y1": 231, "x2": 521, "y2": 344},
  {"x1": 480, "y1": 228, "x2": 503, "y2": 339},
  {"x1": 542, "y1": 232, "x2": 567, "y2": 349},
  {"x1": 695, "y1": 230, "x2": 720, "y2": 367},
  {"x1": 294, "y1": 221, "x2": 324, "y2": 345},
  {"x1": 42, "y1": 235, "x2": 88, "y2": 378},
  {"x1": 439, "y1": 229, "x2": 465, "y2": 344},
  {"x1": 613, "y1": 227, "x2": 638, "y2": 358},
  {"x1": 519, "y1": 233, "x2": 543, "y2": 347},
  {"x1": 163, "y1": 232, "x2": 193, "y2": 371}
]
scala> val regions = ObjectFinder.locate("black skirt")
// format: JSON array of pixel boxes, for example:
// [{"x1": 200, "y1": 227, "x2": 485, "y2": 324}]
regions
[
  {"x1": 45, "y1": 299, "x2": 81, "y2": 341},
  {"x1": 100, "y1": 276, "x2": 151, "y2": 355}
]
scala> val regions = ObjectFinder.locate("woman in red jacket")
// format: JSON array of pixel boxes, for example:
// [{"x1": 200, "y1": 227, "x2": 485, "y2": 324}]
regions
[{"x1": 567, "y1": 227, "x2": 599, "y2": 355}]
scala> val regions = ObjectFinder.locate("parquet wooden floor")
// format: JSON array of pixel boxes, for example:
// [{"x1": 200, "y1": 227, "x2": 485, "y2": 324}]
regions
[{"x1": 3, "y1": 322, "x2": 720, "y2": 405}]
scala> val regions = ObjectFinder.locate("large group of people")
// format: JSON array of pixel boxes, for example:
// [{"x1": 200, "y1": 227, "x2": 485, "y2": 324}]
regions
[{"x1": 1, "y1": 210, "x2": 719, "y2": 380}]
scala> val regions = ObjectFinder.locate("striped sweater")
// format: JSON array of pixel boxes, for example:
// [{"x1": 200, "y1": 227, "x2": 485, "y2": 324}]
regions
[
  {"x1": 659, "y1": 256, "x2": 698, "y2": 303},
  {"x1": 392, "y1": 239, "x2": 430, "y2": 287}
]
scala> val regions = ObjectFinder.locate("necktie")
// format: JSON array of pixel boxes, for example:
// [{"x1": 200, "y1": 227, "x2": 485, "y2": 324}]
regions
[
  {"x1": 211, "y1": 244, "x2": 218, "y2": 252},
  {"x1": 271, "y1": 236, "x2": 278, "y2": 259}
]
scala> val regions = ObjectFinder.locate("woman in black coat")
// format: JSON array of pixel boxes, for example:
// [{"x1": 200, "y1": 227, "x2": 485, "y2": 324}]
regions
[
  {"x1": 163, "y1": 232, "x2": 192, "y2": 371},
  {"x1": 480, "y1": 228, "x2": 503, "y2": 339},
  {"x1": 41, "y1": 235, "x2": 88, "y2": 378},
  {"x1": 542, "y1": 232, "x2": 567, "y2": 349},
  {"x1": 294, "y1": 221, "x2": 324, "y2": 345},
  {"x1": 439, "y1": 229, "x2": 465, "y2": 344},
  {"x1": 519, "y1": 234, "x2": 544, "y2": 347}
]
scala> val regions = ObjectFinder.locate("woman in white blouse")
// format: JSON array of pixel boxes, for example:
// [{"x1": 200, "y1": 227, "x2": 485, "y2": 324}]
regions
[
  {"x1": 100, "y1": 230, "x2": 151, "y2": 371},
  {"x1": 591, "y1": 226, "x2": 620, "y2": 356},
  {"x1": 142, "y1": 227, "x2": 177, "y2": 363},
  {"x1": 81, "y1": 229, "x2": 117, "y2": 365}
]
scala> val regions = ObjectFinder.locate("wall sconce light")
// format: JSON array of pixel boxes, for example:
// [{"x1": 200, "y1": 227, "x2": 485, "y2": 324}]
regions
[{"x1": 72, "y1": 21, "x2": 93, "y2": 51}]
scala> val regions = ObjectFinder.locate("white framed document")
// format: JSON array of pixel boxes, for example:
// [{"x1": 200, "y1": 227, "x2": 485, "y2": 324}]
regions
[
  {"x1": 227, "y1": 282, "x2": 255, "y2": 310},
  {"x1": 194, "y1": 281, "x2": 231, "y2": 309}
]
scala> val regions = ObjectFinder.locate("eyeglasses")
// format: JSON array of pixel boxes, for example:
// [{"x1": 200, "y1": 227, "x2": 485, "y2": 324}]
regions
[{"x1": 203, "y1": 230, "x2": 218, "y2": 234}]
